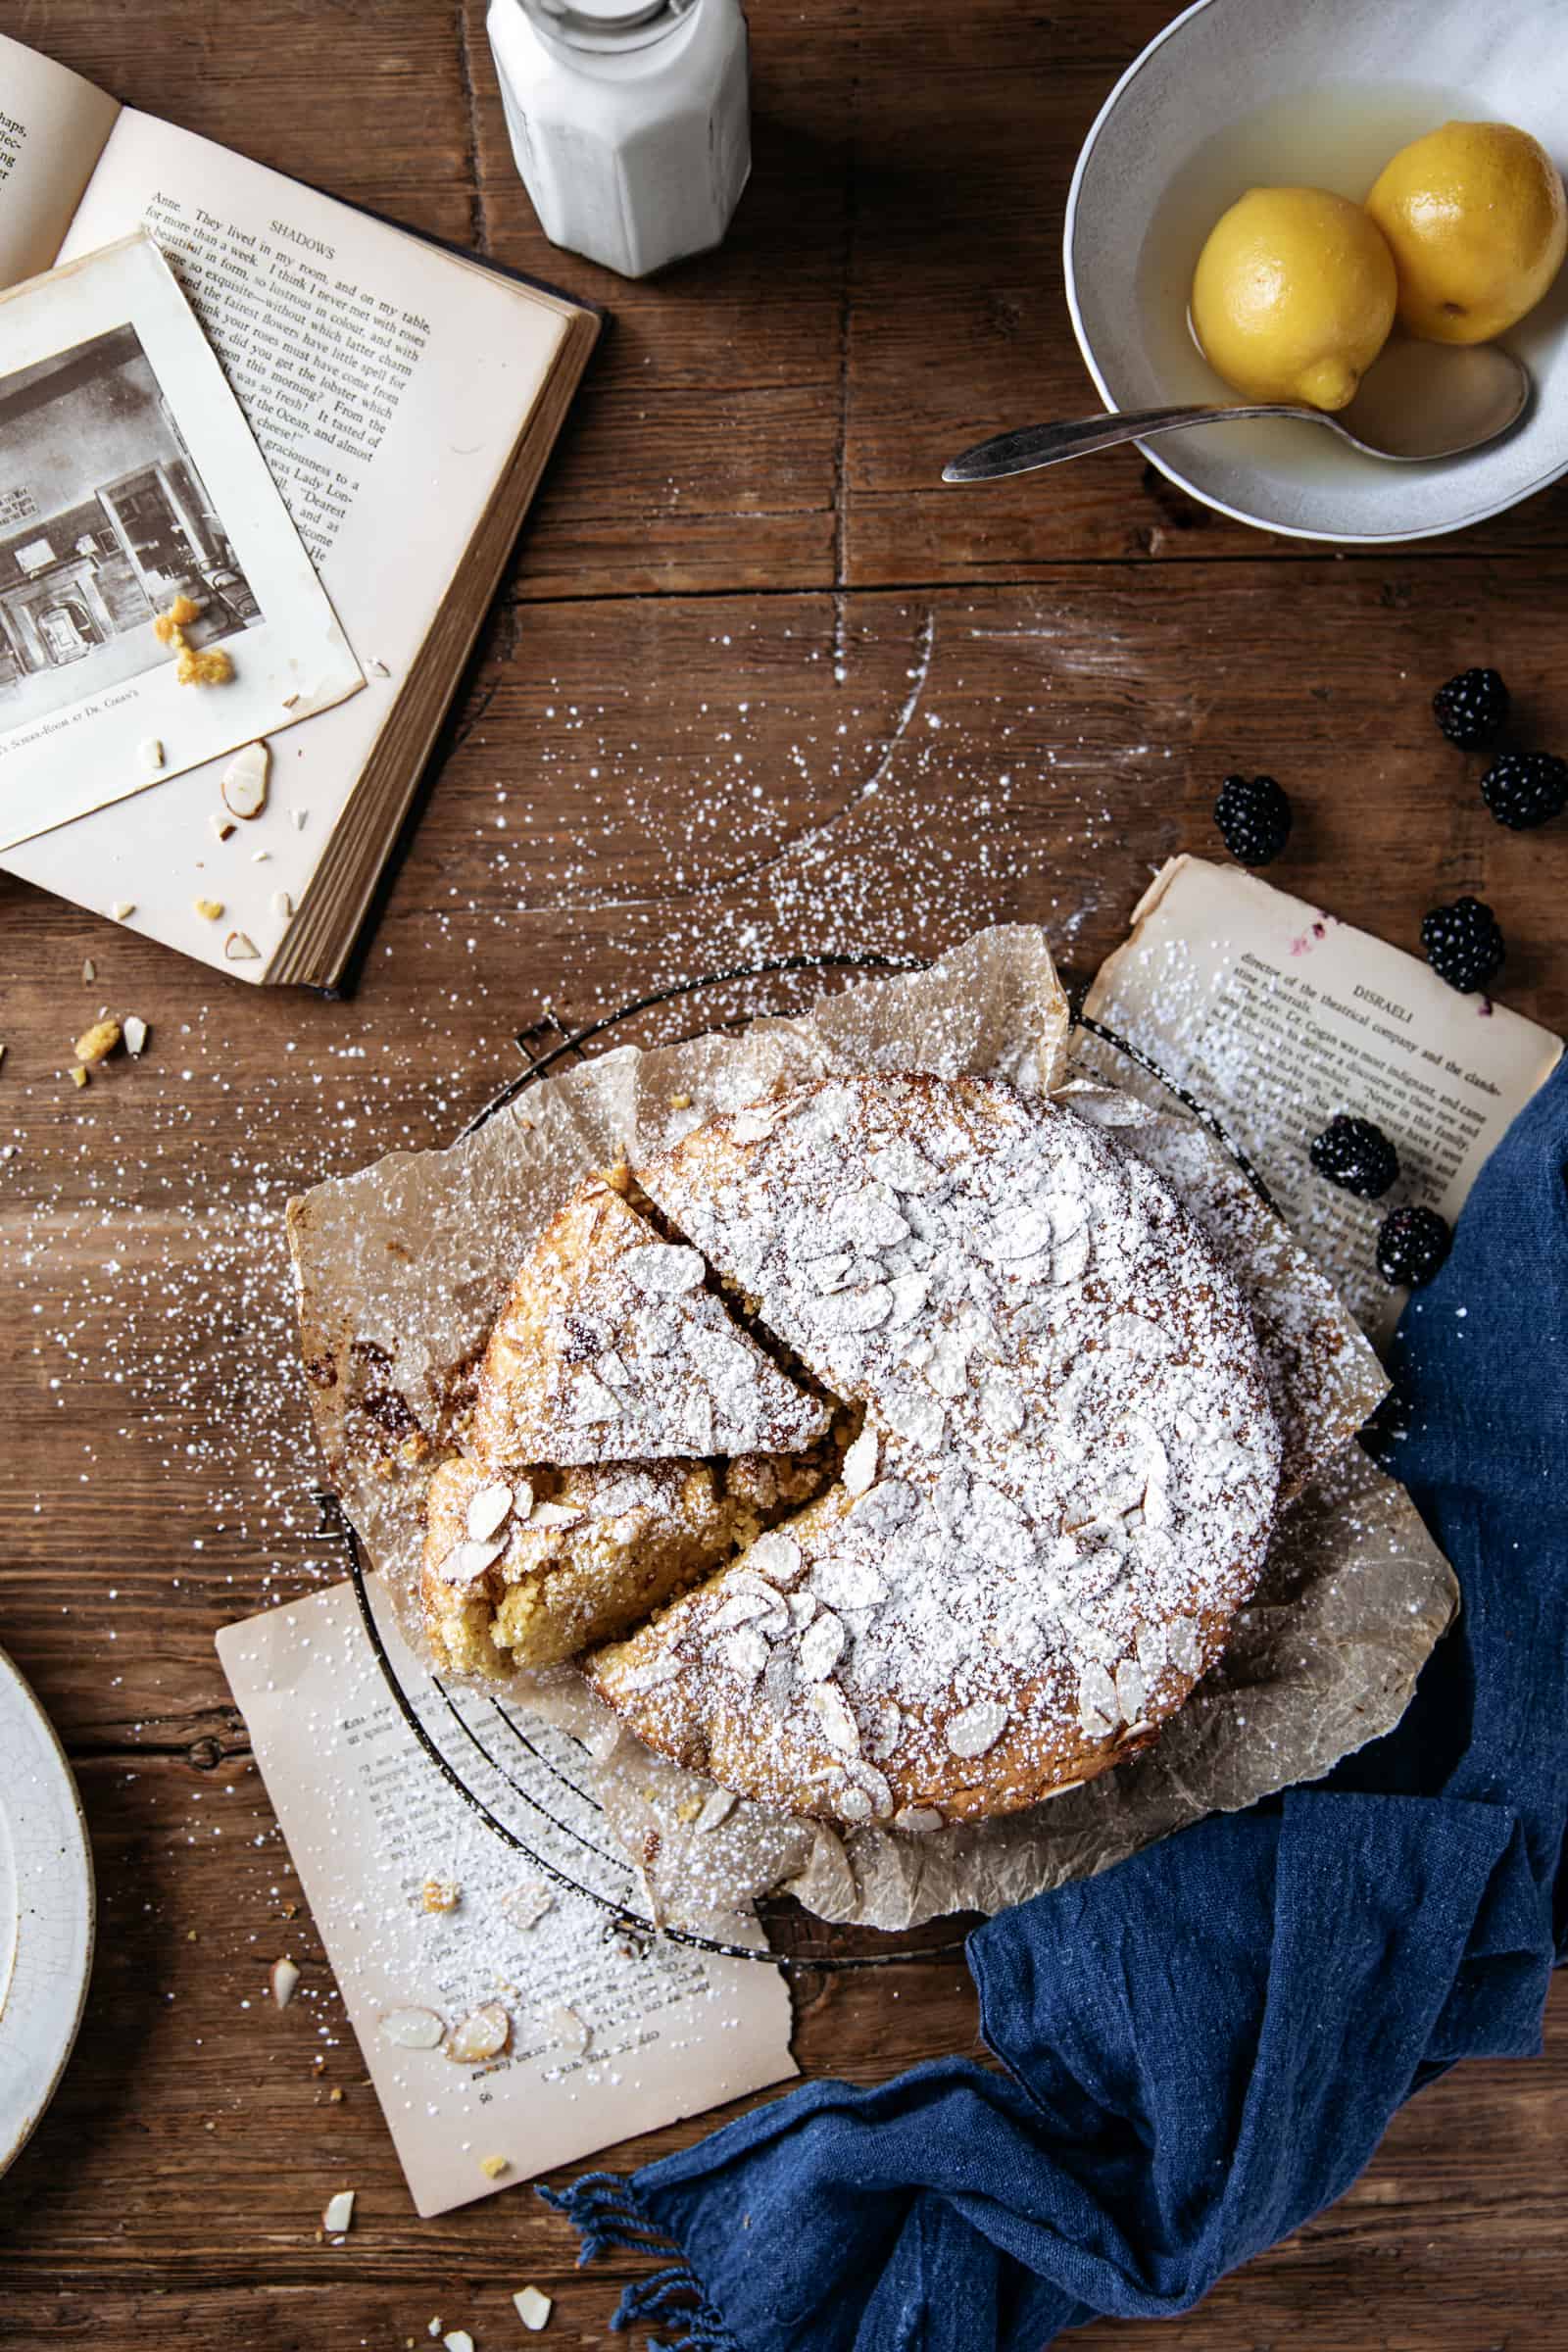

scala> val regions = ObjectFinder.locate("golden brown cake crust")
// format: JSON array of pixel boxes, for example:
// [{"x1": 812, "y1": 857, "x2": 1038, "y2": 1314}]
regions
[{"x1": 585, "y1": 1072, "x2": 1282, "y2": 1828}]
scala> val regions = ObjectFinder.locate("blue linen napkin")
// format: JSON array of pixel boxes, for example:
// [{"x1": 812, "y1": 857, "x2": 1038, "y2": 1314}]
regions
[{"x1": 543, "y1": 1063, "x2": 1568, "y2": 2351}]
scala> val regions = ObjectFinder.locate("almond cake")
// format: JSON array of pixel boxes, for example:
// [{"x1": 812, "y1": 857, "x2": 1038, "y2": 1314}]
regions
[{"x1": 422, "y1": 1073, "x2": 1284, "y2": 1829}]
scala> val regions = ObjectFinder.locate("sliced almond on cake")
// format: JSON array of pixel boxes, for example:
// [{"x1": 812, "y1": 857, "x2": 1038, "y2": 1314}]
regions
[{"x1": 470, "y1": 1173, "x2": 831, "y2": 1468}]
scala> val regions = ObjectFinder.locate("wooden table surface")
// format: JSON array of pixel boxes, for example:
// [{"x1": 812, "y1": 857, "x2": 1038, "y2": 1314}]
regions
[{"x1": 2, "y1": 4, "x2": 1564, "y2": 2347}]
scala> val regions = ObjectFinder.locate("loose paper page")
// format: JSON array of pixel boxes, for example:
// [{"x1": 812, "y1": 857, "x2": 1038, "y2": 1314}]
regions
[
  {"x1": 0, "y1": 36, "x2": 119, "y2": 291},
  {"x1": 0, "y1": 233, "x2": 362, "y2": 852},
  {"x1": 1085, "y1": 857, "x2": 1562, "y2": 1342},
  {"x1": 0, "y1": 105, "x2": 568, "y2": 973},
  {"x1": 217, "y1": 1577, "x2": 796, "y2": 2218}
]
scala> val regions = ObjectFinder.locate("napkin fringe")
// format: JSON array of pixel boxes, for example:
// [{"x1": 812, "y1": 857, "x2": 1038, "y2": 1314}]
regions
[{"x1": 538, "y1": 2175, "x2": 744, "y2": 2351}]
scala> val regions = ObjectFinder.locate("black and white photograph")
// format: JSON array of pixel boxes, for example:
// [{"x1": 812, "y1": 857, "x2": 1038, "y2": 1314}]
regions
[
  {"x1": 0, "y1": 321, "x2": 261, "y2": 727},
  {"x1": 0, "y1": 229, "x2": 361, "y2": 853}
]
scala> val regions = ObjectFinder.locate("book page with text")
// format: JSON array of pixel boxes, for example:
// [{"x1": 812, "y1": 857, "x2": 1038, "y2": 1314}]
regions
[
  {"x1": 8, "y1": 106, "x2": 568, "y2": 975},
  {"x1": 218, "y1": 1579, "x2": 797, "y2": 2219},
  {"x1": 1084, "y1": 857, "x2": 1562, "y2": 1343},
  {"x1": 0, "y1": 37, "x2": 120, "y2": 290}
]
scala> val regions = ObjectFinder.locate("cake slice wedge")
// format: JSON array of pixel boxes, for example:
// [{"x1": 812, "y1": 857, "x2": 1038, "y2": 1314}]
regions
[{"x1": 470, "y1": 1172, "x2": 833, "y2": 1468}]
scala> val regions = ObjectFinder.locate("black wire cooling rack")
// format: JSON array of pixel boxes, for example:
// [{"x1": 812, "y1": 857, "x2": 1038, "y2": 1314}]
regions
[{"x1": 323, "y1": 954, "x2": 1276, "y2": 1973}]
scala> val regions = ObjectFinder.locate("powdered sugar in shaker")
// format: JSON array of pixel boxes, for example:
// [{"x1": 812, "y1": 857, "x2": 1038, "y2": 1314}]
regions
[{"x1": 486, "y1": 0, "x2": 752, "y2": 279}]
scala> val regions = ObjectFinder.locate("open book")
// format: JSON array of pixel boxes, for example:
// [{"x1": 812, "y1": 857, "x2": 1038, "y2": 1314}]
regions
[{"x1": 0, "y1": 36, "x2": 599, "y2": 988}]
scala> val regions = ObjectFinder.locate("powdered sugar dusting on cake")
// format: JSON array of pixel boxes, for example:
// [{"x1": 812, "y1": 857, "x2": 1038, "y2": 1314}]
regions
[
  {"x1": 591, "y1": 1073, "x2": 1282, "y2": 1825},
  {"x1": 471, "y1": 1175, "x2": 831, "y2": 1466}
]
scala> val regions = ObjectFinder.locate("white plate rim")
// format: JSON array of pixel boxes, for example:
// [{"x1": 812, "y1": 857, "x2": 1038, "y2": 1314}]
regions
[
  {"x1": 0, "y1": 1643, "x2": 95, "y2": 2180},
  {"x1": 1060, "y1": 0, "x2": 1568, "y2": 544}
]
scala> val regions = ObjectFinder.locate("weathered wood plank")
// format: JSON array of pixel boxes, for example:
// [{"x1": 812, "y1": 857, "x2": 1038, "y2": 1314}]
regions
[{"x1": 28, "y1": 4, "x2": 477, "y2": 241}]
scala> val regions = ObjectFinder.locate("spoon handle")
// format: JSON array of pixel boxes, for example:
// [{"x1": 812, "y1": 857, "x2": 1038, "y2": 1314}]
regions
[{"x1": 942, "y1": 402, "x2": 1312, "y2": 482}]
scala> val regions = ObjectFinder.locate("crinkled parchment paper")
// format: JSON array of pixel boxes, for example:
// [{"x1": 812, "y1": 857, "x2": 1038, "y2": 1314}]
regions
[{"x1": 288, "y1": 928, "x2": 1456, "y2": 1936}]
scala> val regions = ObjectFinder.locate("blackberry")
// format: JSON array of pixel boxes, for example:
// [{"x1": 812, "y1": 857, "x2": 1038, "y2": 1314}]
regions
[
  {"x1": 1479, "y1": 750, "x2": 1568, "y2": 831},
  {"x1": 1421, "y1": 896, "x2": 1504, "y2": 994},
  {"x1": 1213, "y1": 773, "x2": 1292, "y2": 865},
  {"x1": 1310, "y1": 1113, "x2": 1399, "y2": 1200},
  {"x1": 1376, "y1": 1204, "x2": 1452, "y2": 1289},
  {"x1": 1432, "y1": 667, "x2": 1508, "y2": 749}
]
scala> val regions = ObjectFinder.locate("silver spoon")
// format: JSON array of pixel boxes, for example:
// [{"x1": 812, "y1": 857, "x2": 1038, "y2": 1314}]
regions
[{"x1": 942, "y1": 341, "x2": 1530, "y2": 481}]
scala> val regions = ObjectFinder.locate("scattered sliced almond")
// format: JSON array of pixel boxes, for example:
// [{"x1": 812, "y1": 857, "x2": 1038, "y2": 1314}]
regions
[
  {"x1": 500, "y1": 1879, "x2": 555, "y2": 1932},
  {"x1": 122, "y1": 1015, "x2": 149, "y2": 1057},
  {"x1": 368, "y1": 658, "x2": 391, "y2": 677},
  {"x1": 251, "y1": 848, "x2": 270, "y2": 862},
  {"x1": 477, "y1": 2153, "x2": 509, "y2": 2180},
  {"x1": 378, "y1": 2006, "x2": 446, "y2": 2050},
  {"x1": 513, "y1": 1478, "x2": 535, "y2": 1521},
  {"x1": 291, "y1": 807, "x2": 309, "y2": 830},
  {"x1": 110, "y1": 901, "x2": 135, "y2": 922},
  {"x1": 421, "y1": 1877, "x2": 461, "y2": 1915},
  {"x1": 281, "y1": 691, "x2": 300, "y2": 710},
  {"x1": 443, "y1": 2333, "x2": 474, "y2": 2352},
  {"x1": 321, "y1": 2189, "x2": 355, "y2": 2234},
  {"x1": 272, "y1": 890, "x2": 293, "y2": 918},
  {"x1": 74, "y1": 1017, "x2": 120, "y2": 1064},
  {"x1": 224, "y1": 931, "x2": 261, "y2": 961},
  {"x1": 221, "y1": 740, "x2": 270, "y2": 819},
  {"x1": 210, "y1": 813, "x2": 235, "y2": 842},
  {"x1": 70, "y1": 1064, "x2": 88, "y2": 1090},
  {"x1": 270, "y1": 1955, "x2": 301, "y2": 2008},
  {"x1": 81, "y1": 957, "x2": 95, "y2": 983},
  {"x1": 194, "y1": 897, "x2": 224, "y2": 921},
  {"x1": 139, "y1": 737, "x2": 165, "y2": 772},
  {"x1": 892, "y1": 1804, "x2": 945, "y2": 1834},
  {"x1": 514, "y1": 2286, "x2": 553, "y2": 2332},
  {"x1": 465, "y1": 1481, "x2": 514, "y2": 1544},
  {"x1": 445, "y1": 2002, "x2": 510, "y2": 2065},
  {"x1": 545, "y1": 2004, "x2": 590, "y2": 2057}
]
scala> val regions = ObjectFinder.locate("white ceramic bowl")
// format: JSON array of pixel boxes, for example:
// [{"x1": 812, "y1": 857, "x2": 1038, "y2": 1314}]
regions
[{"x1": 1063, "y1": 0, "x2": 1568, "y2": 541}]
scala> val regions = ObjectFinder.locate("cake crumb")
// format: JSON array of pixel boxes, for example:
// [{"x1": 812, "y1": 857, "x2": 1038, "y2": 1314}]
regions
[
  {"x1": 177, "y1": 643, "x2": 234, "y2": 687},
  {"x1": 74, "y1": 1018, "x2": 120, "y2": 1064}
]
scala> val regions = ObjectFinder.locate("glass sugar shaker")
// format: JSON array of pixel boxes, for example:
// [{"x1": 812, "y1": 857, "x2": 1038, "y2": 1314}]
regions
[{"x1": 486, "y1": 0, "x2": 751, "y2": 279}]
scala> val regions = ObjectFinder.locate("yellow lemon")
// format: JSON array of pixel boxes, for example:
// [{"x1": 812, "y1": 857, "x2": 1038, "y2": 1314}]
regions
[
  {"x1": 1191, "y1": 186, "x2": 1396, "y2": 410},
  {"x1": 1366, "y1": 121, "x2": 1567, "y2": 344}
]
